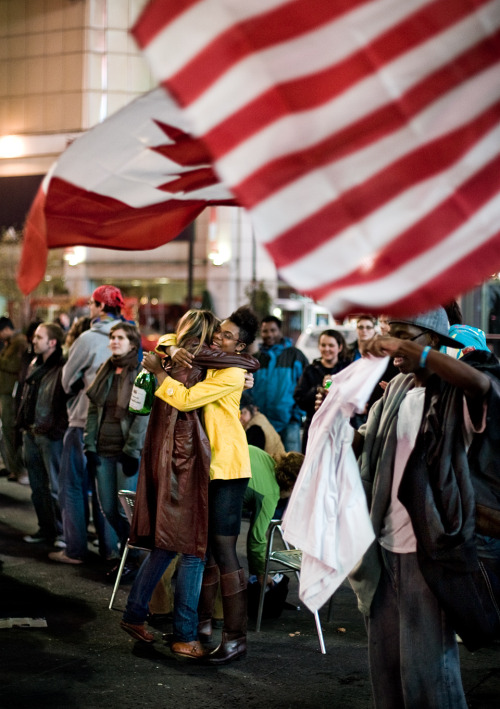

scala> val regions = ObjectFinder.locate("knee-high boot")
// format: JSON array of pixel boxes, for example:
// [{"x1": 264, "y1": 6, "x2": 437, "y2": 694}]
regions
[
  {"x1": 197, "y1": 564, "x2": 219, "y2": 643},
  {"x1": 207, "y1": 568, "x2": 247, "y2": 665}
]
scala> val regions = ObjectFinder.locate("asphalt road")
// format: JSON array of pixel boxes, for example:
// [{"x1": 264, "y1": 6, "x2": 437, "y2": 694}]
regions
[{"x1": 0, "y1": 476, "x2": 499, "y2": 709}]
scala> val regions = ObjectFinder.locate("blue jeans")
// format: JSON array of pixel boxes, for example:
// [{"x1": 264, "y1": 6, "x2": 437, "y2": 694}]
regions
[
  {"x1": 279, "y1": 421, "x2": 302, "y2": 452},
  {"x1": 94, "y1": 454, "x2": 138, "y2": 553},
  {"x1": 59, "y1": 427, "x2": 118, "y2": 560},
  {"x1": 23, "y1": 430, "x2": 63, "y2": 539},
  {"x1": 124, "y1": 549, "x2": 205, "y2": 642},
  {"x1": 367, "y1": 548, "x2": 467, "y2": 709}
]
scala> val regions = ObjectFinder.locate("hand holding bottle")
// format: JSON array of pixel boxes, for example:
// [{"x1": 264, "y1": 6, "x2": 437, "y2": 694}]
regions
[{"x1": 143, "y1": 351, "x2": 163, "y2": 374}]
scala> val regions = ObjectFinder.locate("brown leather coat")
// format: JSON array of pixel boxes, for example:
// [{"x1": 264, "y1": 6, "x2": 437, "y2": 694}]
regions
[{"x1": 130, "y1": 344, "x2": 259, "y2": 558}]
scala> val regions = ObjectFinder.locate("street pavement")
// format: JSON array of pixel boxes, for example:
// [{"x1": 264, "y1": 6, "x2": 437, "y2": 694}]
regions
[{"x1": 0, "y1": 476, "x2": 499, "y2": 709}]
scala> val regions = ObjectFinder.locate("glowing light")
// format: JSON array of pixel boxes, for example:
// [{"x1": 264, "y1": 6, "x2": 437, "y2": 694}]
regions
[
  {"x1": 0, "y1": 135, "x2": 25, "y2": 158},
  {"x1": 208, "y1": 243, "x2": 231, "y2": 266},
  {"x1": 63, "y1": 246, "x2": 86, "y2": 266}
]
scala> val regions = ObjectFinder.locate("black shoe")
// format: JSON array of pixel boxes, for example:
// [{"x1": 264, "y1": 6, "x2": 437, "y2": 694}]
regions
[
  {"x1": 106, "y1": 563, "x2": 138, "y2": 584},
  {"x1": 148, "y1": 612, "x2": 173, "y2": 626},
  {"x1": 23, "y1": 531, "x2": 54, "y2": 544}
]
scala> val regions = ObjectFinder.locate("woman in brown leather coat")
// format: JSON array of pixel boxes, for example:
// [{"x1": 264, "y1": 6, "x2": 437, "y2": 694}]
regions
[{"x1": 121, "y1": 310, "x2": 258, "y2": 658}]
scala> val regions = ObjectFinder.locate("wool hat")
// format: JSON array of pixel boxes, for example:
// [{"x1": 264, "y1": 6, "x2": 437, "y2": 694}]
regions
[
  {"x1": 389, "y1": 306, "x2": 465, "y2": 349},
  {"x1": 92, "y1": 285, "x2": 124, "y2": 309}
]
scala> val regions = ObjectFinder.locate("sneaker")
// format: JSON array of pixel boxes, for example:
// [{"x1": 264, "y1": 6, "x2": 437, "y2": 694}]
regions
[
  {"x1": 16, "y1": 473, "x2": 30, "y2": 486},
  {"x1": 48, "y1": 550, "x2": 83, "y2": 565},
  {"x1": 23, "y1": 531, "x2": 53, "y2": 544},
  {"x1": 54, "y1": 537, "x2": 67, "y2": 549}
]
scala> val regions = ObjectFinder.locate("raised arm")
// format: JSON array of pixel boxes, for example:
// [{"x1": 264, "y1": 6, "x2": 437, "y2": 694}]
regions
[
  {"x1": 367, "y1": 336, "x2": 490, "y2": 399},
  {"x1": 155, "y1": 367, "x2": 244, "y2": 411}
]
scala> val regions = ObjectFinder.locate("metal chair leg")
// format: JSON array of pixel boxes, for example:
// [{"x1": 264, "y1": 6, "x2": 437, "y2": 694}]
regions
[
  {"x1": 256, "y1": 522, "x2": 279, "y2": 632},
  {"x1": 313, "y1": 610, "x2": 326, "y2": 654},
  {"x1": 108, "y1": 545, "x2": 130, "y2": 611}
]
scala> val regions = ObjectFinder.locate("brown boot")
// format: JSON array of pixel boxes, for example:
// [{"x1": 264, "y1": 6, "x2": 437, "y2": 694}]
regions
[
  {"x1": 207, "y1": 568, "x2": 247, "y2": 665},
  {"x1": 197, "y1": 564, "x2": 219, "y2": 643}
]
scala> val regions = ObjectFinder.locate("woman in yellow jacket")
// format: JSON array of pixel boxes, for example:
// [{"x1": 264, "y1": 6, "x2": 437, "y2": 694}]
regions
[{"x1": 155, "y1": 306, "x2": 259, "y2": 665}]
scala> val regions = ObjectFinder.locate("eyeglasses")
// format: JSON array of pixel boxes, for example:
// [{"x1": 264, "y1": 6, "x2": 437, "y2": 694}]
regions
[
  {"x1": 219, "y1": 331, "x2": 242, "y2": 343},
  {"x1": 357, "y1": 325, "x2": 374, "y2": 330}
]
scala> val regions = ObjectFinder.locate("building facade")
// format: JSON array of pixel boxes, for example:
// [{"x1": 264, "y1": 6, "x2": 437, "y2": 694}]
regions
[{"x1": 0, "y1": 0, "x2": 279, "y2": 328}]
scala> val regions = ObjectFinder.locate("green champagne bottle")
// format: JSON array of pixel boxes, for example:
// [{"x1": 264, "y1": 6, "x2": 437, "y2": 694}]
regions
[{"x1": 128, "y1": 368, "x2": 155, "y2": 415}]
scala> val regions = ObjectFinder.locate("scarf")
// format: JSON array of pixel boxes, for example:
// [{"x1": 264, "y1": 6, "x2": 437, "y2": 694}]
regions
[{"x1": 87, "y1": 348, "x2": 139, "y2": 419}]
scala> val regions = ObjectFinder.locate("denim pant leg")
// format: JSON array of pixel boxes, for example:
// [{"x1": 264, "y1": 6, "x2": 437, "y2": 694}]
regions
[
  {"x1": 23, "y1": 431, "x2": 60, "y2": 538},
  {"x1": 123, "y1": 548, "x2": 177, "y2": 624},
  {"x1": 95, "y1": 455, "x2": 138, "y2": 553},
  {"x1": 279, "y1": 421, "x2": 302, "y2": 452},
  {"x1": 173, "y1": 554, "x2": 205, "y2": 642},
  {"x1": 368, "y1": 548, "x2": 467, "y2": 709},
  {"x1": 36, "y1": 434, "x2": 63, "y2": 536},
  {"x1": 89, "y1": 466, "x2": 119, "y2": 561},
  {"x1": 59, "y1": 427, "x2": 89, "y2": 559}
]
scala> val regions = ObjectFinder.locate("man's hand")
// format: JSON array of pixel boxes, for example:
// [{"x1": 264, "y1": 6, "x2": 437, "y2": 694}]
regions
[
  {"x1": 244, "y1": 372, "x2": 254, "y2": 390},
  {"x1": 170, "y1": 346, "x2": 194, "y2": 369},
  {"x1": 142, "y1": 351, "x2": 164, "y2": 375}
]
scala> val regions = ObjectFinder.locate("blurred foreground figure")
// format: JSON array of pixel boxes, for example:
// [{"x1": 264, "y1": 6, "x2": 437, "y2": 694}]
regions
[{"x1": 349, "y1": 307, "x2": 500, "y2": 709}]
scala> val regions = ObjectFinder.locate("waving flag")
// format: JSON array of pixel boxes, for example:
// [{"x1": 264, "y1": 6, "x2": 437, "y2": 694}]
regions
[
  {"x1": 18, "y1": 88, "x2": 235, "y2": 295},
  {"x1": 133, "y1": 0, "x2": 500, "y2": 316}
]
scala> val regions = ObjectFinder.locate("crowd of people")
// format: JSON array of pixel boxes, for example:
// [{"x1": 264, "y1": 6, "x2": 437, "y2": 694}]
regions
[{"x1": 1, "y1": 293, "x2": 499, "y2": 706}]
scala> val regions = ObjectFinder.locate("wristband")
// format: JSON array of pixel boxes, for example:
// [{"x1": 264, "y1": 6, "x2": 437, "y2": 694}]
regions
[{"x1": 419, "y1": 345, "x2": 431, "y2": 369}]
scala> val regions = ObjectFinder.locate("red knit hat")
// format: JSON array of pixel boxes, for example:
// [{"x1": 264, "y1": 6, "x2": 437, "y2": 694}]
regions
[{"x1": 92, "y1": 285, "x2": 124, "y2": 308}]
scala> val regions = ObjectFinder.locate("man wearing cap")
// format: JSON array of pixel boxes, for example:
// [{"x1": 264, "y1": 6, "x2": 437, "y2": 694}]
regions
[
  {"x1": 348, "y1": 306, "x2": 499, "y2": 709},
  {"x1": 49, "y1": 286, "x2": 125, "y2": 565}
]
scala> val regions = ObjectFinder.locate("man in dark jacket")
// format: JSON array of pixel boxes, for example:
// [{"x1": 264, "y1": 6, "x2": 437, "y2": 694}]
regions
[
  {"x1": 17, "y1": 322, "x2": 67, "y2": 545},
  {"x1": 349, "y1": 307, "x2": 497, "y2": 709},
  {"x1": 252, "y1": 316, "x2": 308, "y2": 452}
]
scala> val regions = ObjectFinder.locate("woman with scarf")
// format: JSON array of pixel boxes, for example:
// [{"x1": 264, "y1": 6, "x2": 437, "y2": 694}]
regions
[{"x1": 84, "y1": 322, "x2": 149, "y2": 566}]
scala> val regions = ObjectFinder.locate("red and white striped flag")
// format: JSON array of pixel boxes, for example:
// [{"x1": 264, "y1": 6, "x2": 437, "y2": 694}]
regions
[
  {"x1": 134, "y1": 0, "x2": 500, "y2": 316},
  {"x1": 18, "y1": 88, "x2": 235, "y2": 295}
]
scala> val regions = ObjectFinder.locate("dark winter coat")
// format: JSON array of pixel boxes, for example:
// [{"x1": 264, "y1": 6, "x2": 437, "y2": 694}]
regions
[
  {"x1": 17, "y1": 348, "x2": 68, "y2": 440},
  {"x1": 130, "y1": 344, "x2": 259, "y2": 559},
  {"x1": 399, "y1": 356, "x2": 500, "y2": 652},
  {"x1": 293, "y1": 358, "x2": 349, "y2": 451}
]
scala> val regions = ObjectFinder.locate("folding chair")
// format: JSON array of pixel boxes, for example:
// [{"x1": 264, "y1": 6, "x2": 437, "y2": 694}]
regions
[
  {"x1": 108, "y1": 490, "x2": 149, "y2": 611},
  {"x1": 255, "y1": 520, "x2": 328, "y2": 654}
]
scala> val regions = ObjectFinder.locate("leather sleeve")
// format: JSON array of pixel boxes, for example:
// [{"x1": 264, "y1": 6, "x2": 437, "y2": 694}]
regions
[{"x1": 193, "y1": 344, "x2": 260, "y2": 372}]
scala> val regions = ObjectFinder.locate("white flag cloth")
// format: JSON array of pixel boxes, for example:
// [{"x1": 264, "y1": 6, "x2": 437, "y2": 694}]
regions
[
  {"x1": 18, "y1": 88, "x2": 234, "y2": 294},
  {"x1": 282, "y1": 356, "x2": 389, "y2": 612}
]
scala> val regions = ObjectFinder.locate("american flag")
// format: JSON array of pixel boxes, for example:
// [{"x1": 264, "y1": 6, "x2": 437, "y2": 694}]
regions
[
  {"x1": 18, "y1": 88, "x2": 235, "y2": 295},
  {"x1": 133, "y1": 0, "x2": 500, "y2": 317}
]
